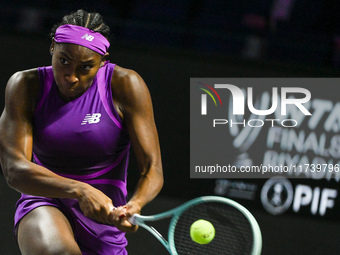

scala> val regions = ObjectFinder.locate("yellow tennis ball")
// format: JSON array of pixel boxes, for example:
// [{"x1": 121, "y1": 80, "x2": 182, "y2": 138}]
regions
[{"x1": 190, "y1": 219, "x2": 215, "y2": 244}]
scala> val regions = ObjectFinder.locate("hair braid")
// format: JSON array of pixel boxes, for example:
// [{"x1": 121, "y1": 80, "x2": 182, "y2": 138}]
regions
[{"x1": 50, "y1": 9, "x2": 111, "y2": 41}]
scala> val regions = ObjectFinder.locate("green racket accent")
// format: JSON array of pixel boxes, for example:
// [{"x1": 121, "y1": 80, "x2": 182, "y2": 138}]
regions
[{"x1": 129, "y1": 196, "x2": 262, "y2": 255}]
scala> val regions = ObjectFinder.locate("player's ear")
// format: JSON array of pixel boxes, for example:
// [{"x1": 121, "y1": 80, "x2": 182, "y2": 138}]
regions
[
  {"x1": 100, "y1": 52, "x2": 109, "y2": 67},
  {"x1": 50, "y1": 39, "x2": 55, "y2": 56}
]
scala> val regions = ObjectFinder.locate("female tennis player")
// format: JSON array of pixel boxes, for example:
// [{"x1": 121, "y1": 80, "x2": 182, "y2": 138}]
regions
[{"x1": 0, "y1": 9, "x2": 163, "y2": 255}]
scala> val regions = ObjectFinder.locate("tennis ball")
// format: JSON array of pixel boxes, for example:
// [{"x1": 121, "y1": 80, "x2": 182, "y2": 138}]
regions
[{"x1": 190, "y1": 219, "x2": 215, "y2": 244}]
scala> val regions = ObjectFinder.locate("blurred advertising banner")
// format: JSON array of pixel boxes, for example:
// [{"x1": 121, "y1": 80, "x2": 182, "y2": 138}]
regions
[{"x1": 190, "y1": 78, "x2": 340, "y2": 219}]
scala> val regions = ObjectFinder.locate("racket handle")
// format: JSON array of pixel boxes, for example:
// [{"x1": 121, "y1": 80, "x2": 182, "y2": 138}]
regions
[{"x1": 128, "y1": 213, "x2": 139, "y2": 225}]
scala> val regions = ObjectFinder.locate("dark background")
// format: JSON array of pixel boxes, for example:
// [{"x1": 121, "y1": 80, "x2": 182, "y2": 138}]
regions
[{"x1": 1, "y1": 1, "x2": 340, "y2": 254}]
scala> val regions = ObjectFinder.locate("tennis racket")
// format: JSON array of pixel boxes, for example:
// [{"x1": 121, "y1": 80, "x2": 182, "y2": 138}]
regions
[{"x1": 129, "y1": 196, "x2": 262, "y2": 255}]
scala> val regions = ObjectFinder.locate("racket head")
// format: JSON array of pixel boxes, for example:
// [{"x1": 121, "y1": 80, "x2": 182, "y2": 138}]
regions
[{"x1": 168, "y1": 196, "x2": 262, "y2": 255}]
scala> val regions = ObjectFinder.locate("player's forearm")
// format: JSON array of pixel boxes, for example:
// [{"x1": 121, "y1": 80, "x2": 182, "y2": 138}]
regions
[
  {"x1": 2, "y1": 158, "x2": 86, "y2": 200},
  {"x1": 129, "y1": 166, "x2": 164, "y2": 209}
]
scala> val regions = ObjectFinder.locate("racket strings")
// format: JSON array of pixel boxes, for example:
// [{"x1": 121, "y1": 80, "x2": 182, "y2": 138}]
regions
[{"x1": 173, "y1": 201, "x2": 253, "y2": 255}]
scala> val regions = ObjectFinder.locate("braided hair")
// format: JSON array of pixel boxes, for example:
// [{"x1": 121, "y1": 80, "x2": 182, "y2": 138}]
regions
[{"x1": 50, "y1": 9, "x2": 110, "y2": 41}]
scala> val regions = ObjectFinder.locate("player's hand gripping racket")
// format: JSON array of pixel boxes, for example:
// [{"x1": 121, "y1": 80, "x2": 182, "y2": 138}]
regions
[{"x1": 129, "y1": 196, "x2": 262, "y2": 255}]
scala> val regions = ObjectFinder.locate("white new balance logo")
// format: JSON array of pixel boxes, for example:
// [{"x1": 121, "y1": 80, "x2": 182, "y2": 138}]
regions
[
  {"x1": 81, "y1": 34, "x2": 95, "y2": 41},
  {"x1": 81, "y1": 113, "x2": 101, "y2": 125}
]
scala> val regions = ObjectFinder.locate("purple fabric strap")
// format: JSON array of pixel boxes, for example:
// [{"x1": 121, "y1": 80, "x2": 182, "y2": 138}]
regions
[
  {"x1": 97, "y1": 63, "x2": 124, "y2": 130},
  {"x1": 35, "y1": 66, "x2": 54, "y2": 114},
  {"x1": 54, "y1": 24, "x2": 110, "y2": 55}
]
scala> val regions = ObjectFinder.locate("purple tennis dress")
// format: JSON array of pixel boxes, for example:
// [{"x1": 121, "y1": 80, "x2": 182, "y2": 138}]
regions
[{"x1": 14, "y1": 63, "x2": 130, "y2": 254}]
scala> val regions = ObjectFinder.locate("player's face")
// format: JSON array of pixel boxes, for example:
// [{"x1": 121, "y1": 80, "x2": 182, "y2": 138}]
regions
[{"x1": 51, "y1": 42, "x2": 106, "y2": 101}]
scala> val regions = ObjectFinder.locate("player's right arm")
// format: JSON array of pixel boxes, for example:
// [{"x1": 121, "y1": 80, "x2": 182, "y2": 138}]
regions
[
  {"x1": 0, "y1": 70, "x2": 118, "y2": 224},
  {"x1": 0, "y1": 69, "x2": 77, "y2": 196}
]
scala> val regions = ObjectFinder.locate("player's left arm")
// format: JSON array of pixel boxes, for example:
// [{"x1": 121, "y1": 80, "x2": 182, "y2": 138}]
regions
[{"x1": 110, "y1": 66, "x2": 164, "y2": 231}]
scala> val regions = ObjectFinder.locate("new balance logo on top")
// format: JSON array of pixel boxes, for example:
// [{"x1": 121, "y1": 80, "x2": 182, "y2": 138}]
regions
[
  {"x1": 81, "y1": 34, "x2": 94, "y2": 41},
  {"x1": 81, "y1": 113, "x2": 101, "y2": 125}
]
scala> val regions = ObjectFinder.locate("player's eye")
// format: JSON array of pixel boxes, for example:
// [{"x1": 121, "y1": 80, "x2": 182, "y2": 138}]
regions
[
  {"x1": 60, "y1": 58, "x2": 69, "y2": 65},
  {"x1": 82, "y1": 65, "x2": 93, "y2": 71}
]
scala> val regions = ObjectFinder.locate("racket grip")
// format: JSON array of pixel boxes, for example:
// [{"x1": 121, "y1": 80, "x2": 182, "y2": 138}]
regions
[{"x1": 128, "y1": 213, "x2": 139, "y2": 225}]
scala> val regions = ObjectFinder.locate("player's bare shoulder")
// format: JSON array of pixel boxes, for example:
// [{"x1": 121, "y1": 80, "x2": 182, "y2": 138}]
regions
[
  {"x1": 112, "y1": 65, "x2": 145, "y2": 89},
  {"x1": 111, "y1": 65, "x2": 149, "y2": 104},
  {"x1": 6, "y1": 69, "x2": 40, "y2": 95},
  {"x1": 5, "y1": 68, "x2": 40, "y2": 111}
]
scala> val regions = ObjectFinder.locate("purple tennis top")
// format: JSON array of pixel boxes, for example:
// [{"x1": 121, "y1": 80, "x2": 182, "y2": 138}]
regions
[{"x1": 14, "y1": 62, "x2": 131, "y2": 254}]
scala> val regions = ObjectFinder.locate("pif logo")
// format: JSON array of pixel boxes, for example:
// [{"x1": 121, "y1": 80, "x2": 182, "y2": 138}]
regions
[
  {"x1": 261, "y1": 177, "x2": 337, "y2": 217},
  {"x1": 200, "y1": 84, "x2": 312, "y2": 116}
]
